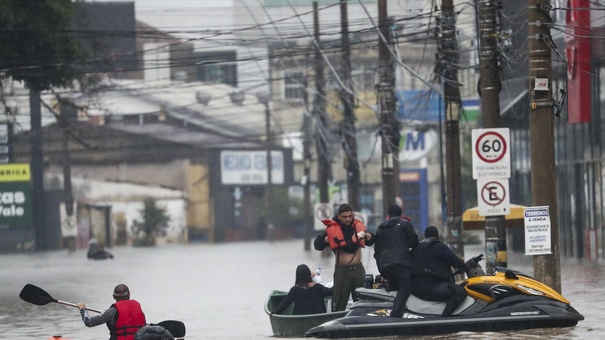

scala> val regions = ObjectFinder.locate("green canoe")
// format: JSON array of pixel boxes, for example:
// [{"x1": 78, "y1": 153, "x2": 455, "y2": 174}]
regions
[{"x1": 265, "y1": 289, "x2": 348, "y2": 337}]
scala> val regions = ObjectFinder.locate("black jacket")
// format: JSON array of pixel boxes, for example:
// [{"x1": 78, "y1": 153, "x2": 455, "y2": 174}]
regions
[
  {"x1": 373, "y1": 217, "x2": 419, "y2": 271},
  {"x1": 411, "y1": 238, "x2": 466, "y2": 283}
]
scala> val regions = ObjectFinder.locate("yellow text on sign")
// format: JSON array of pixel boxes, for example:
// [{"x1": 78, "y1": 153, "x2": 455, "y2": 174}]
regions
[{"x1": 0, "y1": 164, "x2": 31, "y2": 182}]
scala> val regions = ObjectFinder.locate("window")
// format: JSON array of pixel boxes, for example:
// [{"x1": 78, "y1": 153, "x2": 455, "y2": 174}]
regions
[
  {"x1": 196, "y1": 50, "x2": 237, "y2": 87},
  {"x1": 283, "y1": 72, "x2": 306, "y2": 101}
]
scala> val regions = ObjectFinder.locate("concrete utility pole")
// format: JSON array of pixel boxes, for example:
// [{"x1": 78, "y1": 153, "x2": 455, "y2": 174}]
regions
[
  {"x1": 439, "y1": 0, "x2": 464, "y2": 259},
  {"x1": 314, "y1": 1, "x2": 330, "y2": 205},
  {"x1": 340, "y1": 0, "x2": 360, "y2": 211},
  {"x1": 528, "y1": 0, "x2": 561, "y2": 292},
  {"x1": 30, "y1": 89, "x2": 45, "y2": 251},
  {"x1": 478, "y1": 0, "x2": 507, "y2": 273},
  {"x1": 378, "y1": 0, "x2": 399, "y2": 213},
  {"x1": 303, "y1": 77, "x2": 313, "y2": 251}
]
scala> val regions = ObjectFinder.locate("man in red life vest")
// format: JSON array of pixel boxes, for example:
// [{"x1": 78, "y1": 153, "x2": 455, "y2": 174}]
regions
[
  {"x1": 314, "y1": 203, "x2": 375, "y2": 311},
  {"x1": 77, "y1": 284, "x2": 146, "y2": 340}
]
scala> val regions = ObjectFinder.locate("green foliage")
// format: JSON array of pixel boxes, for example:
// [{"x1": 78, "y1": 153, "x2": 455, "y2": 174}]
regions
[
  {"x1": 131, "y1": 198, "x2": 171, "y2": 247},
  {"x1": 0, "y1": 0, "x2": 85, "y2": 91}
]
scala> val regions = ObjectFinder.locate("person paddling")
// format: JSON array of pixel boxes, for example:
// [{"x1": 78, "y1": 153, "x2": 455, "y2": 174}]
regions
[{"x1": 76, "y1": 284, "x2": 146, "y2": 340}]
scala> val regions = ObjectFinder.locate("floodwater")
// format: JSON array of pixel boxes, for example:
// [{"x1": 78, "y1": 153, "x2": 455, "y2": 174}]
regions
[{"x1": 1, "y1": 240, "x2": 604, "y2": 340}]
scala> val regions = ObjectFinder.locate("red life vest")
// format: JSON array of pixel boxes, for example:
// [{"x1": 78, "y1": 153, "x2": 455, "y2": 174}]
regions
[
  {"x1": 113, "y1": 300, "x2": 146, "y2": 340},
  {"x1": 322, "y1": 219, "x2": 367, "y2": 250}
]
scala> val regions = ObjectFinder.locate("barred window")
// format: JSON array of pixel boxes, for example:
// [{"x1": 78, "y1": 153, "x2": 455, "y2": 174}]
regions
[{"x1": 283, "y1": 72, "x2": 305, "y2": 101}]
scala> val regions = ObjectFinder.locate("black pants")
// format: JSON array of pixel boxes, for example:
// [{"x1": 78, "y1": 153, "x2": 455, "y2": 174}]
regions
[
  {"x1": 381, "y1": 264, "x2": 412, "y2": 317},
  {"x1": 412, "y1": 276, "x2": 467, "y2": 316}
]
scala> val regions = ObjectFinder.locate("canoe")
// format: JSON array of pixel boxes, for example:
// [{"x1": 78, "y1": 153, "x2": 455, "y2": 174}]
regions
[{"x1": 265, "y1": 289, "x2": 348, "y2": 337}]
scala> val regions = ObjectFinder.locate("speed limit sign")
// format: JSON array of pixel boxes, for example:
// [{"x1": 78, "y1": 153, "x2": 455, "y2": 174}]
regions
[{"x1": 472, "y1": 128, "x2": 510, "y2": 179}]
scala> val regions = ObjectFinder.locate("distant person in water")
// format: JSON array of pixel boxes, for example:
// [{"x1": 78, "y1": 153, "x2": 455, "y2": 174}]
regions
[
  {"x1": 271, "y1": 264, "x2": 333, "y2": 315},
  {"x1": 88, "y1": 243, "x2": 114, "y2": 260}
]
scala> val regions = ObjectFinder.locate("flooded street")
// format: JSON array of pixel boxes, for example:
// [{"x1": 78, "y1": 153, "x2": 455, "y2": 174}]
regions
[{"x1": 1, "y1": 240, "x2": 604, "y2": 339}]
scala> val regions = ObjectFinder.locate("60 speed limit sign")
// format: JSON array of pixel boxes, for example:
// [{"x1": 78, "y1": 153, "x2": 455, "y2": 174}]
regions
[{"x1": 472, "y1": 128, "x2": 510, "y2": 179}]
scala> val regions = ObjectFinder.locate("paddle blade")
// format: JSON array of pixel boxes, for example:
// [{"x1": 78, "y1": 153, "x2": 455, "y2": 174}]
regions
[
  {"x1": 19, "y1": 284, "x2": 57, "y2": 306},
  {"x1": 156, "y1": 320, "x2": 186, "y2": 338}
]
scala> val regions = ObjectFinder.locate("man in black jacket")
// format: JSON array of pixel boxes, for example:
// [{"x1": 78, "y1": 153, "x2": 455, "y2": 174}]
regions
[
  {"x1": 373, "y1": 204, "x2": 419, "y2": 318},
  {"x1": 411, "y1": 226, "x2": 468, "y2": 316}
]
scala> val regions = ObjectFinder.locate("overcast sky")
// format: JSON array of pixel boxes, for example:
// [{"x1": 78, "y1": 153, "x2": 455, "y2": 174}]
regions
[{"x1": 87, "y1": 0, "x2": 234, "y2": 9}]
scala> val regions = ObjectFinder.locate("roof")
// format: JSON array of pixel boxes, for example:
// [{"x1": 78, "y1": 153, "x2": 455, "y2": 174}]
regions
[{"x1": 81, "y1": 79, "x2": 273, "y2": 147}]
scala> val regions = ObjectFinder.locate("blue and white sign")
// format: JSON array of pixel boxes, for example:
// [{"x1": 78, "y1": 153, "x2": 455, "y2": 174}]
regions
[
  {"x1": 399, "y1": 129, "x2": 438, "y2": 162},
  {"x1": 524, "y1": 206, "x2": 552, "y2": 255},
  {"x1": 220, "y1": 150, "x2": 284, "y2": 185}
]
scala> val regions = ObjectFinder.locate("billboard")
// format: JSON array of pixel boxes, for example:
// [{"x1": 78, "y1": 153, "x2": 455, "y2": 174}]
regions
[{"x1": 0, "y1": 164, "x2": 32, "y2": 229}]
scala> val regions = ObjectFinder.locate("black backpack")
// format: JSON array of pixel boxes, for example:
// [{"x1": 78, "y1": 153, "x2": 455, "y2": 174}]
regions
[{"x1": 134, "y1": 325, "x2": 174, "y2": 340}]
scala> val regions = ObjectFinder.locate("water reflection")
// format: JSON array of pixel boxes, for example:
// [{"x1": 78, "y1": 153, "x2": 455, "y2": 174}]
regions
[{"x1": 0, "y1": 240, "x2": 603, "y2": 339}]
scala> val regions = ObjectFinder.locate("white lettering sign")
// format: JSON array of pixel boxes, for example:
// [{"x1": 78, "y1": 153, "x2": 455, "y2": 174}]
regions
[
  {"x1": 221, "y1": 150, "x2": 284, "y2": 185},
  {"x1": 524, "y1": 206, "x2": 552, "y2": 255}
]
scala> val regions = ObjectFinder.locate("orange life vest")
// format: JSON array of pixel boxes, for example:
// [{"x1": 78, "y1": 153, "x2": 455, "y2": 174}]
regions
[{"x1": 322, "y1": 219, "x2": 367, "y2": 250}]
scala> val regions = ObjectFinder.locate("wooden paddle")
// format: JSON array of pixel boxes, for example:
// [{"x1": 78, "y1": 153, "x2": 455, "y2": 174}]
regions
[{"x1": 19, "y1": 284, "x2": 186, "y2": 338}]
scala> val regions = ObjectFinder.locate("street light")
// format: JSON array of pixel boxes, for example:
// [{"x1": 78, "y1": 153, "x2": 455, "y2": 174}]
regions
[{"x1": 256, "y1": 91, "x2": 274, "y2": 237}]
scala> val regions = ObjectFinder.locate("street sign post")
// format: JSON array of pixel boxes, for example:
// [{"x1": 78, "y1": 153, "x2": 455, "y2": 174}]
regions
[
  {"x1": 472, "y1": 128, "x2": 511, "y2": 179},
  {"x1": 477, "y1": 178, "x2": 510, "y2": 216},
  {"x1": 314, "y1": 203, "x2": 333, "y2": 231}
]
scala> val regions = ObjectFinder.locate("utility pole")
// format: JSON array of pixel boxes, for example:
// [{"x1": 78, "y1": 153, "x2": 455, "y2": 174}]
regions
[
  {"x1": 478, "y1": 0, "x2": 506, "y2": 273},
  {"x1": 257, "y1": 92, "x2": 274, "y2": 240},
  {"x1": 314, "y1": 1, "x2": 330, "y2": 205},
  {"x1": 30, "y1": 88, "x2": 45, "y2": 251},
  {"x1": 340, "y1": 0, "x2": 360, "y2": 211},
  {"x1": 438, "y1": 0, "x2": 464, "y2": 259},
  {"x1": 528, "y1": 0, "x2": 561, "y2": 292},
  {"x1": 60, "y1": 99, "x2": 76, "y2": 251},
  {"x1": 303, "y1": 76, "x2": 313, "y2": 251},
  {"x1": 378, "y1": 0, "x2": 399, "y2": 213}
]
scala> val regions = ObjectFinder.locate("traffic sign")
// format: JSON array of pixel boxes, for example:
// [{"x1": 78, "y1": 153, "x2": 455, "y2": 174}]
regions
[
  {"x1": 477, "y1": 179, "x2": 510, "y2": 216},
  {"x1": 472, "y1": 128, "x2": 511, "y2": 179},
  {"x1": 314, "y1": 203, "x2": 333, "y2": 231}
]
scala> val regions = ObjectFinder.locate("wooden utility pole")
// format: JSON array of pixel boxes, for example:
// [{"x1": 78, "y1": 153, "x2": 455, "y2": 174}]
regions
[
  {"x1": 528, "y1": 0, "x2": 561, "y2": 292},
  {"x1": 378, "y1": 0, "x2": 399, "y2": 213},
  {"x1": 340, "y1": 0, "x2": 360, "y2": 211},
  {"x1": 314, "y1": 1, "x2": 330, "y2": 205},
  {"x1": 439, "y1": 0, "x2": 464, "y2": 259},
  {"x1": 478, "y1": 0, "x2": 507, "y2": 273}
]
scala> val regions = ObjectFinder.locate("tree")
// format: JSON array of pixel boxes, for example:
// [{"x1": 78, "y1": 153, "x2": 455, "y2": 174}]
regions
[
  {"x1": 0, "y1": 1, "x2": 85, "y2": 250},
  {"x1": 0, "y1": 0, "x2": 85, "y2": 91},
  {"x1": 131, "y1": 197, "x2": 171, "y2": 247}
]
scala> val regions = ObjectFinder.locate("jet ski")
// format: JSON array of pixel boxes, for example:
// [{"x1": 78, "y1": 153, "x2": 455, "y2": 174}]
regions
[{"x1": 306, "y1": 254, "x2": 584, "y2": 338}]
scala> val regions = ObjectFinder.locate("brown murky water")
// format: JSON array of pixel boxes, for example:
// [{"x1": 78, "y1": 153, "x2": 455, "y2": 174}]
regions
[{"x1": 0, "y1": 241, "x2": 602, "y2": 339}]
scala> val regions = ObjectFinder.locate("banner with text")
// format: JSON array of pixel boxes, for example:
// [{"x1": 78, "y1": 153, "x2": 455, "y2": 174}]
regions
[{"x1": 0, "y1": 164, "x2": 32, "y2": 229}]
